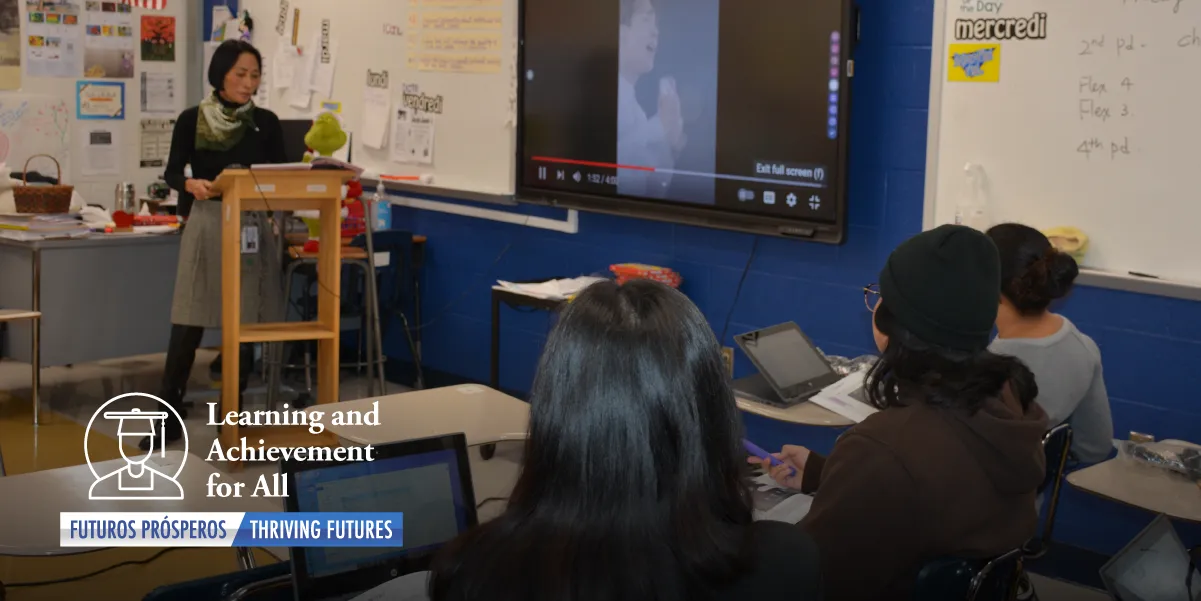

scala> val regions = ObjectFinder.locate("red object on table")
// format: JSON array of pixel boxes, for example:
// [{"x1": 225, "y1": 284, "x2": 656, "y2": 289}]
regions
[
  {"x1": 610, "y1": 263, "x2": 683, "y2": 288},
  {"x1": 111, "y1": 211, "x2": 134, "y2": 229}
]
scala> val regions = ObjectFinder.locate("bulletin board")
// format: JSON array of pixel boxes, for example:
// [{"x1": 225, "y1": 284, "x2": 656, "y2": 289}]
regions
[
  {"x1": 241, "y1": 0, "x2": 518, "y2": 198},
  {"x1": 2, "y1": 0, "x2": 189, "y2": 209},
  {"x1": 925, "y1": 0, "x2": 1201, "y2": 284}
]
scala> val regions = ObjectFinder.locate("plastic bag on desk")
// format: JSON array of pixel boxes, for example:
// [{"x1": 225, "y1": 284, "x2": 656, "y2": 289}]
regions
[
  {"x1": 820, "y1": 352, "x2": 878, "y2": 376},
  {"x1": 1116, "y1": 440, "x2": 1201, "y2": 480}
]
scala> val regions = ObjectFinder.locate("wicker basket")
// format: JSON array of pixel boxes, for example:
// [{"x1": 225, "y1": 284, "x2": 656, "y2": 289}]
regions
[{"x1": 13, "y1": 155, "x2": 73, "y2": 214}]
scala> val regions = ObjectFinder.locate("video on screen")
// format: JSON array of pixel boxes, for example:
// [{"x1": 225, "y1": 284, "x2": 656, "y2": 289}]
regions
[{"x1": 520, "y1": 0, "x2": 850, "y2": 223}]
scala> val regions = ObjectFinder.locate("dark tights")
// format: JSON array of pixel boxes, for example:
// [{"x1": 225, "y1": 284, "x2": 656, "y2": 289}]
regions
[{"x1": 159, "y1": 324, "x2": 254, "y2": 413}]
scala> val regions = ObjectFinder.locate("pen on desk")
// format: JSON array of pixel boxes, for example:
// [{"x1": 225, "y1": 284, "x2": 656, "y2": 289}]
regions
[{"x1": 1128, "y1": 271, "x2": 1160, "y2": 279}]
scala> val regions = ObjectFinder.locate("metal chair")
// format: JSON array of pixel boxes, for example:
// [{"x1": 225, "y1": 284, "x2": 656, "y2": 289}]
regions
[
  {"x1": 913, "y1": 548, "x2": 1024, "y2": 601},
  {"x1": 1025, "y1": 423, "x2": 1073, "y2": 558},
  {"x1": 352, "y1": 229, "x2": 422, "y2": 389}
]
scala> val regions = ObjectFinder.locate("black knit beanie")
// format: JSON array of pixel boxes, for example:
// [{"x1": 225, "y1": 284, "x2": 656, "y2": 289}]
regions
[{"x1": 878, "y1": 224, "x2": 1001, "y2": 352}]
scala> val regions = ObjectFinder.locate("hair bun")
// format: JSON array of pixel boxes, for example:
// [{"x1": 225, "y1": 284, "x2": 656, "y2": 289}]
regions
[{"x1": 1046, "y1": 251, "x2": 1079, "y2": 299}]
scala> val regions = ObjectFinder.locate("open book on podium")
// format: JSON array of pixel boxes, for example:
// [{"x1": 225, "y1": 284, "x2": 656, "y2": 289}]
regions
[{"x1": 210, "y1": 167, "x2": 356, "y2": 470}]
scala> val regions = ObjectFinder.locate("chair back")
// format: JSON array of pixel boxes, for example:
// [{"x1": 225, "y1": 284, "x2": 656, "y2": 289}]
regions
[
  {"x1": 352, "y1": 229, "x2": 417, "y2": 314},
  {"x1": 141, "y1": 562, "x2": 291, "y2": 601},
  {"x1": 914, "y1": 548, "x2": 1023, "y2": 601},
  {"x1": 1032, "y1": 423, "x2": 1073, "y2": 554}
]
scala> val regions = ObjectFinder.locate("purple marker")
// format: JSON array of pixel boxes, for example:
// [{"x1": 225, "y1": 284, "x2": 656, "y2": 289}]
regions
[{"x1": 743, "y1": 439, "x2": 796, "y2": 477}]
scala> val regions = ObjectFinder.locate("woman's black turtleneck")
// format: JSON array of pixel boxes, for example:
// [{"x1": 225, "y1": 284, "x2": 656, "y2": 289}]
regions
[{"x1": 163, "y1": 95, "x2": 286, "y2": 218}]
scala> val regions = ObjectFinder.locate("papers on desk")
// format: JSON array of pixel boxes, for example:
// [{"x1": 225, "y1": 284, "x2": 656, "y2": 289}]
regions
[
  {"x1": 495, "y1": 276, "x2": 608, "y2": 300},
  {"x1": 808, "y1": 370, "x2": 877, "y2": 424},
  {"x1": 350, "y1": 570, "x2": 431, "y2": 601},
  {"x1": 0, "y1": 213, "x2": 90, "y2": 240},
  {"x1": 250, "y1": 162, "x2": 312, "y2": 171},
  {"x1": 249, "y1": 158, "x2": 365, "y2": 176},
  {"x1": 749, "y1": 471, "x2": 813, "y2": 524}
]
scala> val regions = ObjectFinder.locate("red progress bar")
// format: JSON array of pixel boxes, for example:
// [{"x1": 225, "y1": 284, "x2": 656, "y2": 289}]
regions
[{"x1": 531, "y1": 156, "x2": 655, "y2": 172}]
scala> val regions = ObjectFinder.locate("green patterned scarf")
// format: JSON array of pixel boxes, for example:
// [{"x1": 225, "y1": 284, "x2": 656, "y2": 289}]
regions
[{"x1": 196, "y1": 93, "x2": 256, "y2": 152}]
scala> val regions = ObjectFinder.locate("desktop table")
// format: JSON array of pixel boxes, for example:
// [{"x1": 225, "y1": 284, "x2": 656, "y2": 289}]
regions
[
  {"x1": 490, "y1": 283, "x2": 566, "y2": 392},
  {"x1": 0, "y1": 451, "x2": 283, "y2": 559},
  {"x1": 306, "y1": 384, "x2": 529, "y2": 450},
  {"x1": 735, "y1": 395, "x2": 855, "y2": 427},
  {"x1": 1066, "y1": 439, "x2": 1201, "y2": 524}
]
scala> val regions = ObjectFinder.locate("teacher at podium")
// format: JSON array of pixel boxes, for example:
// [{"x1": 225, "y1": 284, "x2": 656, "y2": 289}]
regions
[{"x1": 143, "y1": 39, "x2": 286, "y2": 451}]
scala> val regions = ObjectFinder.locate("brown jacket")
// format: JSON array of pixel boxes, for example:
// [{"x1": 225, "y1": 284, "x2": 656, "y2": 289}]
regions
[{"x1": 798, "y1": 391, "x2": 1047, "y2": 600}]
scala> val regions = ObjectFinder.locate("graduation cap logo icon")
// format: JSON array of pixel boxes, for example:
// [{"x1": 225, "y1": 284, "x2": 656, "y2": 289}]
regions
[{"x1": 85, "y1": 393, "x2": 188, "y2": 501}]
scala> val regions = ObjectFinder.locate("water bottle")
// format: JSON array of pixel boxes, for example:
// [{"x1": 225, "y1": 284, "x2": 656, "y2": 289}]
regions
[{"x1": 372, "y1": 181, "x2": 391, "y2": 231}]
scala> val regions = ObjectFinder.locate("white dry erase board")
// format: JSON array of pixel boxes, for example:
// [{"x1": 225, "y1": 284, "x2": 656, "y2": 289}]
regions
[
  {"x1": 925, "y1": 0, "x2": 1201, "y2": 284},
  {"x1": 2, "y1": 0, "x2": 189, "y2": 209},
  {"x1": 242, "y1": 0, "x2": 517, "y2": 197}
]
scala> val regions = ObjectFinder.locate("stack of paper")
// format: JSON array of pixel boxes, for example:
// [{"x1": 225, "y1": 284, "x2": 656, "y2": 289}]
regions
[
  {"x1": 748, "y1": 471, "x2": 813, "y2": 524},
  {"x1": 808, "y1": 370, "x2": 878, "y2": 423},
  {"x1": 0, "y1": 213, "x2": 90, "y2": 240},
  {"x1": 495, "y1": 276, "x2": 608, "y2": 300}
]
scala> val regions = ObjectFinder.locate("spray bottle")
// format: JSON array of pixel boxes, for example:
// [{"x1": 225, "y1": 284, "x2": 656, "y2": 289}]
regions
[{"x1": 372, "y1": 180, "x2": 392, "y2": 231}]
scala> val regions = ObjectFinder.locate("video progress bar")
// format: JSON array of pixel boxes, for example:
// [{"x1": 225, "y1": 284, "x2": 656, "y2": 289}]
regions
[{"x1": 531, "y1": 156, "x2": 825, "y2": 190}]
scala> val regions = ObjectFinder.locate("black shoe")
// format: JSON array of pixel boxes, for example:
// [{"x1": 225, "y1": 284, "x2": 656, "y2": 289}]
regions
[{"x1": 138, "y1": 420, "x2": 183, "y2": 451}]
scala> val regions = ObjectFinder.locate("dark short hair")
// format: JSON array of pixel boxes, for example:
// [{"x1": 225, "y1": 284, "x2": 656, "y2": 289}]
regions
[
  {"x1": 430, "y1": 279, "x2": 755, "y2": 601},
  {"x1": 207, "y1": 39, "x2": 262, "y2": 92},
  {"x1": 987, "y1": 223, "x2": 1079, "y2": 316}
]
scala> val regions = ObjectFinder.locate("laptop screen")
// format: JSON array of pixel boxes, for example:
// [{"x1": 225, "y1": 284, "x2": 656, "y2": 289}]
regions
[
  {"x1": 293, "y1": 448, "x2": 473, "y2": 580},
  {"x1": 1102, "y1": 515, "x2": 1201, "y2": 601},
  {"x1": 744, "y1": 327, "x2": 832, "y2": 389}
]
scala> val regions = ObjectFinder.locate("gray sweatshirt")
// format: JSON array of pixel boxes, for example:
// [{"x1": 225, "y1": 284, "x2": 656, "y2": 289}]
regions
[{"x1": 989, "y1": 317, "x2": 1114, "y2": 464}]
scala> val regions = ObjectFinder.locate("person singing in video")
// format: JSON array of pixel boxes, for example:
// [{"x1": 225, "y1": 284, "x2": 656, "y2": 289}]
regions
[{"x1": 618, "y1": 0, "x2": 685, "y2": 199}]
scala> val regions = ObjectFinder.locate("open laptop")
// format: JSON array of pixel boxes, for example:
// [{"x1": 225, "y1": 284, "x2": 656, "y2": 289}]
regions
[
  {"x1": 284, "y1": 433, "x2": 479, "y2": 601},
  {"x1": 1100, "y1": 514, "x2": 1201, "y2": 601},
  {"x1": 733, "y1": 322, "x2": 847, "y2": 408}
]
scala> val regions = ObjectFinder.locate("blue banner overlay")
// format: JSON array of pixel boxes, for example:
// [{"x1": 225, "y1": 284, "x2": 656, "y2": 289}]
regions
[
  {"x1": 233, "y1": 512, "x2": 403, "y2": 547},
  {"x1": 60, "y1": 512, "x2": 403, "y2": 547}
]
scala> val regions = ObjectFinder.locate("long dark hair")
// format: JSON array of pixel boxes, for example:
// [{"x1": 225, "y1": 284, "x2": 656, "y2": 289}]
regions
[
  {"x1": 430, "y1": 279, "x2": 754, "y2": 601},
  {"x1": 987, "y1": 223, "x2": 1080, "y2": 316},
  {"x1": 865, "y1": 302, "x2": 1037, "y2": 414}
]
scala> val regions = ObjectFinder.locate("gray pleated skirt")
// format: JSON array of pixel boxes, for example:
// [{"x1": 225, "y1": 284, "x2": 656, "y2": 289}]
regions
[{"x1": 170, "y1": 199, "x2": 284, "y2": 328}]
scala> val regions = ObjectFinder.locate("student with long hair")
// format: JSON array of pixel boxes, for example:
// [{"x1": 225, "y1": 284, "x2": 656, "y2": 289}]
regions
[
  {"x1": 987, "y1": 223, "x2": 1114, "y2": 463},
  {"x1": 430, "y1": 279, "x2": 821, "y2": 601},
  {"x1": 755, "y1": 225, "x2": 1048, "y2": 600}
]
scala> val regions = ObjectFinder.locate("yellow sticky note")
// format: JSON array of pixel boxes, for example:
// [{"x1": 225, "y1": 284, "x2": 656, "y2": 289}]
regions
[{"x1": 947, "y1": 43, "x2": 1001, "y2": 83}]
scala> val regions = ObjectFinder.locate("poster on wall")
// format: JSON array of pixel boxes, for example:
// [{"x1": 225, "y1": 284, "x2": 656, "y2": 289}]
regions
[
  {"x1": 76, "y1": 79, "x2": 124, "y2": 119},
  {"x1": 139, "y1": 14, "x2": 173, "y2": 62},
  {"x1": 22, "y1": 0, "x2": 84, "y2": 79},
  {"x1": 0, "y1": 0, "x2": 19, "y2": 89},
  {"x1": 83, "y1": 1, "x2": 134, "y2": 78},
  {"x1": 139, "y1": 117, "x2": 173, "y2": 167}
]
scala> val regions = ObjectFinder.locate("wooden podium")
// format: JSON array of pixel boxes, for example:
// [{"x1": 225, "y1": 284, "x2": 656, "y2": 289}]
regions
[{"x1": 211, "y1": 168, "x2": 354, "y2": 470}]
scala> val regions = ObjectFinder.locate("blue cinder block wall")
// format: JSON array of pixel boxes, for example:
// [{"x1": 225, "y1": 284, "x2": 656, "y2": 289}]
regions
[{"x1": 384, "y1": 0, "x2": 1201, "y2": 555}]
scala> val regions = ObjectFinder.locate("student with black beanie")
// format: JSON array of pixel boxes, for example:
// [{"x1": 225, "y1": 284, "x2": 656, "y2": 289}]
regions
[
  {"x1": 141, "y1": 39, "x2": 287, "y2": 450},
  {"x1": 752, "y1": 225, "x2": 1049, "y2": 600}
]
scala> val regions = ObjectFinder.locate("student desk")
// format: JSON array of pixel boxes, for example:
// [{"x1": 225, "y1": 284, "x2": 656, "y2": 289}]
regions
[
  {"x1": 1066, "y1": 440, "x2": 1201, "y2": 524},
  {"x1": 489, "y1": 283, "x2": 566, "y2": 392},
  {"x1": 735, "y1": 396, "x2": 855, "y2": 427},
  {"x1": 0, "y1": 452, "x2": 283, "y2": 560},
  {"x1": 306, "y1": 384, "x2": 528, "y2": 449}
]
